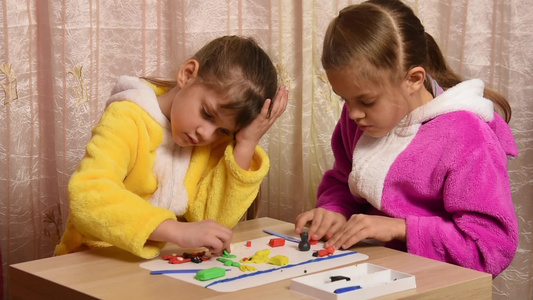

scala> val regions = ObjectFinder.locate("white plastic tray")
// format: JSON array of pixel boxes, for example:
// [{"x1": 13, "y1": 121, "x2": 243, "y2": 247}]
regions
[{"x1": 290, "y1": 263, "x2": 416, "y2": 300}]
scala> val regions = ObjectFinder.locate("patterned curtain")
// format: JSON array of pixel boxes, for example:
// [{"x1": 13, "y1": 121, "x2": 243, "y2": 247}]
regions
[{"x1": 1, "y1": 1, "x2": 531, "y2": 299}]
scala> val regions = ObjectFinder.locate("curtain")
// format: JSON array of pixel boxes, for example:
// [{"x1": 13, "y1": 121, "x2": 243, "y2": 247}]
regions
[{"x1": 1, "y1": 1, "x2": 531, "y2": 299}]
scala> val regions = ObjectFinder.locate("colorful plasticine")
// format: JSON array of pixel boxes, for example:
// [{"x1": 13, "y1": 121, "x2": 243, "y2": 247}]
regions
[
  {"x1": 269, "y1": 238, "x2": 285, "y2": 247},
  {"x1": 194, "y1": 267, "x2": 227, "y2": 281},
  {"x1": 268, "y1": 255, "x2": 289, "y2": 266}
]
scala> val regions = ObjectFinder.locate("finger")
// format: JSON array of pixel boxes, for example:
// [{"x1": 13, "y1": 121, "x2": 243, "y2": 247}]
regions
[
  {"x1": 217, "y1": 226, "x2": 233, "y2": 251},
  {"x1": 261, "y1": 98, "x2": 273, "y2": 118},
  {"x1": 308, "y1": 212, "x2": 325, "y2": 240},
  {"x1": 325, "y1": 230, "x2": 340, "y2": 248},
  {"x1": 333, "y1": 220, "x2": 366, "y2": 249},
  {"x1": 325, "y1": 220, "x2": 344, "y2": 240},
  {"x1": 268, "y1": 87, "x2": 287, "y2": 112},
  {"x1": 294, "y1": 211, "x2": 314, "y2": 233},
  {"x1": 207, "y1": 238, "x2": 224, "y2": 256},
  {"x1": 341, "y1": 229, "x2": 367, "y2": 249},
  {"x1": 313, "y1": 216, "x2": 333, "y2": 240},
  {"x1": 325, "y1": 220, "x2": 352, "y2": 248},
  {"x1": 271, "y1": 87, "x2": 288, "y2": 116}
]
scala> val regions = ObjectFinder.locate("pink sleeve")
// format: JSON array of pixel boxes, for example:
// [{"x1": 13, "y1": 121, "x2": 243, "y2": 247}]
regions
[
  {"x1": 406, "y1": 113, "x2": 518, "y2": 277},
  {"x1": 316, "y1": 105, "x2": 369, "y2": 218}
]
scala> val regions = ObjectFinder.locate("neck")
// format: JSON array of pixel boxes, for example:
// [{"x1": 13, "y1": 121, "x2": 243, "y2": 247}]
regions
[
  {"x1": 157, "y1": 87, "x2": 178, "y2": 120},
  {"x1": 410, "y1": 87, "x2": 434, "y2": 113}
]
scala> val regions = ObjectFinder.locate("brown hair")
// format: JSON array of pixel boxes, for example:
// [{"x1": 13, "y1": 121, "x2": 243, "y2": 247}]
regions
[
  {"x1": 321, "y1": 0, "x2": 511, "y2": 122},
  {"x1": 144, "y1": 35, "x2": 278, "y2": 129}
]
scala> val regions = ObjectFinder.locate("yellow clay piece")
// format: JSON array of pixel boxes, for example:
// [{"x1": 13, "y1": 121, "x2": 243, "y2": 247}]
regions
[
  {"x1": 239, "y1": 265, "x2": 258, "y2": 272},
  {"x1": 268, "y1": 255, "x2": 289, "y2": 266},
  {"x1": 245, "y1": 249, "x2": 271, "y2": 264}
]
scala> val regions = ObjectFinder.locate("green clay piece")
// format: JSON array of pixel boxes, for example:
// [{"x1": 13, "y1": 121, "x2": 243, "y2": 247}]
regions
[
  {"x1": 222, "y1": 249, "x2": 236, "y2": 258},
  {"x1": 217, "y1": 257, "x2": 240, "y2": 268},
  {"x1": 194, "y1": 267, "x2": 226, "y2": 281},
  {"x1": 231, "y1": 261, "x2": 241, "y2": 267}
]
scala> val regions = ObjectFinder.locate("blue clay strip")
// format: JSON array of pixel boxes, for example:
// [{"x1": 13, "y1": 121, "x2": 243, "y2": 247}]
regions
[{"x1": 204, "y1": 251, "x2": 358, "y2": 289}]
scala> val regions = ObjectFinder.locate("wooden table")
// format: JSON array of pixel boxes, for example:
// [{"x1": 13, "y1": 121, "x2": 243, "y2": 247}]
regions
[{"x1": 10, "y1": 217, "x2": 492, "y2": 299}]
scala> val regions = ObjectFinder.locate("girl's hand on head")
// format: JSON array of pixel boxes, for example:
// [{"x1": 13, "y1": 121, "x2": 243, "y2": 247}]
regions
[
  {"x1": 233, "y1": 86, "x2": 289, "y2": 170},
  {"x1": 325, "y1": 214, "x2": 406, "y2": 250},
  {"x1": 235, "y1": 85, "x2": 289, "y2": 148},
  {"x1": 294, "y1": 208, "x2": 346, "y2": 241}
]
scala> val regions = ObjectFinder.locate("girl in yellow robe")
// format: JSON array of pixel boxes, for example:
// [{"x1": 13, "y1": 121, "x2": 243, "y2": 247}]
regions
[{"x1": 55, "y1": 36, "x2": 289, "y2": 259}]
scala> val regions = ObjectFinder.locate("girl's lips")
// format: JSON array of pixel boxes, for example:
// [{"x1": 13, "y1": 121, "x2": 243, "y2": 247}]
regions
[
  {"x1": 186, "y1": 134, "x2": 198, "y2": 145},
  {"x1": 358, "y1": 125, "x2": 370, "y2": 131}
]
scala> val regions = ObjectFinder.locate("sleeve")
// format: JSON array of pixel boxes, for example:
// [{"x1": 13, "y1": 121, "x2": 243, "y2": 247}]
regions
[
  {"x1": 68, "y1": 101, "x2": 176, "y2": 258},
  {"x1": 184, "y1": 142, "x2": 270, "y2": 228},
  {"x1": 316, "y1": 105, "x2": 370, "y2": 219},
  {"x1": 405, "y1": 113, "x2": 518, "y2": 277}
]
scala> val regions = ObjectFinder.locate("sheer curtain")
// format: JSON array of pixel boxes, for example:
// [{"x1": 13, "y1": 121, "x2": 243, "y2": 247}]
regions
[{"x1": 0, "y1": 1, "x2": 531, "y2": 299}]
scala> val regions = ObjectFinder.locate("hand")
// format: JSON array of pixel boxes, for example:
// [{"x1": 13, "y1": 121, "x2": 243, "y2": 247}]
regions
[
  {"x1": 235, "y1": 85, "x2": 289, "y2": 147},
  {"x1": 149, "y1": 219, "x2": 233, "y2": 256},
  {"x1": 294, "y1": 208, "x2": 347, "y2": 241},
  {"x1": 233, "y1": 86, "x2": 289, "y2": 170},
  {"x1": 325, "y1": 214, "x2": 406, "y2": 250}
]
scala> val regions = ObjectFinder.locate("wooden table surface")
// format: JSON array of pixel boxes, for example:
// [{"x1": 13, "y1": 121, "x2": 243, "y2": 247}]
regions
[{"x1": 10, "y1": 217, "x2": 492, "y2": 299}]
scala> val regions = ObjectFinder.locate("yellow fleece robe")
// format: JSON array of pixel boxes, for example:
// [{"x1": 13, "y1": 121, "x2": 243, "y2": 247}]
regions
[{"x1": 55, "y1": 78, "x2": 269, "y2": 259}]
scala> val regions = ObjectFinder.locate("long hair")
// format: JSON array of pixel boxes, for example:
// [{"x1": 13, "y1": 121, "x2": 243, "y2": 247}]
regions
[
  {"x1": 321, "y1": 0, "x2": 511, "y2": 122},
  {"x1": 144, "y1": 35, "x2": 278, "y2": 129}
]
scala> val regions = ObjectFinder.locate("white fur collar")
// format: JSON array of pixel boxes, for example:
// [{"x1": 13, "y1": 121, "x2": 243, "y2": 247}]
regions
[
  {"x1": 349, "y1": 79, "x2": 495, "y2": 210},
  {"x1": 106, "y1": 75, "x2": 191, "y2": 216}
]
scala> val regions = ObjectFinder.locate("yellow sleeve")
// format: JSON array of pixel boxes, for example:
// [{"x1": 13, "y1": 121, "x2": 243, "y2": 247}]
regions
[
  {"x1": 66, "y1": 101, "x2": 176, "y2": 258},
  {"x1": 184, "y1": 142, "x2": 270, "y2": 228}
]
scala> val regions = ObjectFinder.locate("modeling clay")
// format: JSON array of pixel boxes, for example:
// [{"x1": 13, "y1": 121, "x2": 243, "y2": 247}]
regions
[
  {"x1": 217, "y1": 258, "x2": 240, "y2": 267},
  {"x1": 194, "y1": 267, "x2": 226, "y2": 281},
  {"x1": 222, "y1": 249, "x2": 236, "y2": 258},
  {"x1": 269, "y1": 238, "x2": 285, "y2": 247},
  {"x1": 239, "y1": 265, "x2": 258, "y2": 272},
  {"x1": 268, "y1": 255, "x2": 289, "y2": 266},
  {"x1": 298, "y1": 232, "x2": 311, "y2": 251},
  {"x1": 244, "y1": 249, "x2": 271, "y2": 264}
]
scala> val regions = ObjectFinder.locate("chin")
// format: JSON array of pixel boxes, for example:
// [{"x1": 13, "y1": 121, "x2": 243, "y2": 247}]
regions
[{"x1": 365, "y1": 130, "x2": 387, "y2": 138}]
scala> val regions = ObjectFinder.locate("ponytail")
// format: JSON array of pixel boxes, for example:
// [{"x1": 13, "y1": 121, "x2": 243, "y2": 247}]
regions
[{"x1": 425, "y1": 32, "x2": 511, "y2": 122}]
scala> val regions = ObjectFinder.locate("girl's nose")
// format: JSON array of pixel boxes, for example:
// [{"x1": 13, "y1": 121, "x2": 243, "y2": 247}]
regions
[
  {"x1": 197, "y1": 123, "x2": 218, "y2": 141},
  {"x1": 347, "y1": 104, "x2": 365, "y2": 120}
]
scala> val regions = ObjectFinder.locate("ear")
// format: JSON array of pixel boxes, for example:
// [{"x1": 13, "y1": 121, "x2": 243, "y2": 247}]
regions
[
  {"x1": 404, "y1": 66, "x2": 426, "y2": 95},
  {"x1": 176, "y1": 59, "x2": 200, "y2": 88}
]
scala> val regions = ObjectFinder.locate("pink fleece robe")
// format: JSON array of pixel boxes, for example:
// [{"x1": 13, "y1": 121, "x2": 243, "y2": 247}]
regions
[{"x1": 317, "y1": 79, "x2": 518, "y2": 277}]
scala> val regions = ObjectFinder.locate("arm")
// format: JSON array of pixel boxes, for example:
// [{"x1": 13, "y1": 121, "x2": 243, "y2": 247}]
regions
[
  {"x1": 316, "y1": 105, "x2": 369, "y2": 217},
  {"x1": 406, "y1": 114, "x2": 518, "y2": 277},
  {"x1": 295, "y1": 105, "x2": 369, "y2": 240},
  {"x1": 184, "y1": 143, "x2": 270, "y2": 229},
  {"x1": 182, "y1": 86, "x2": 288, "y2": 228},
  {"x1": 233, "y1": 86, "x2": 288, "y2": 170},
  {"x1": 68, "y1": 102, "x2": 175, "y2": 258}
]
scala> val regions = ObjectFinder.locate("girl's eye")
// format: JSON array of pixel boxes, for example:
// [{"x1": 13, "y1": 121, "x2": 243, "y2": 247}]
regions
[
  {"x1": 361, "y1": 99, "x2": 375, "y2": 107},
  {"x1": 219, "y1": 128, "x2": 231, "y2": 136},
  {"x1": 203, "y1": 108, "x2": 213, "y2": 119}
]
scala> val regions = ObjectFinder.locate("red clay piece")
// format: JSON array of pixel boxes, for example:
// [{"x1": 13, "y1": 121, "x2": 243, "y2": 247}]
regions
[{"x1": 269, "y1": 238, "x2": 285, "y2": 247}]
